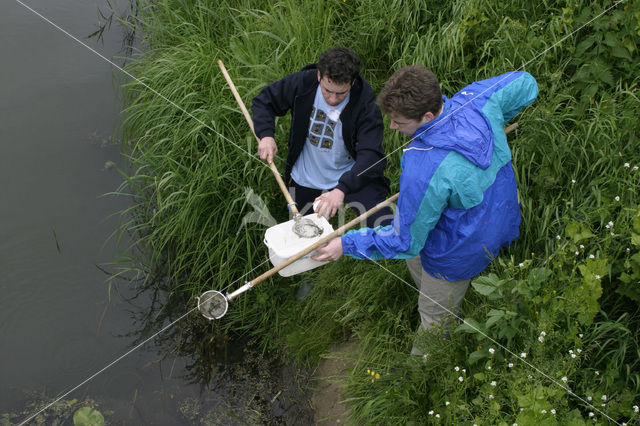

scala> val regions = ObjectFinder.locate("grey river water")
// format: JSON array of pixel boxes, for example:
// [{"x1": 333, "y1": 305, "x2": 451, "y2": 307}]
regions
[{"x1": 0, "y1": 1, "x2": 311, "y2": 424}]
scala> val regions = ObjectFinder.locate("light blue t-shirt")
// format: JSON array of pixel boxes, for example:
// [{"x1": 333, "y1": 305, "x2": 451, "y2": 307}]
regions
[{"x1": 291, "y1": 86, "x2": 355, "y2": 190}]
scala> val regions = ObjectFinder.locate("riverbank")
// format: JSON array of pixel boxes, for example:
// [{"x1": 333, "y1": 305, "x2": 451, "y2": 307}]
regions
[{"x1": 115, "y1": 0, "x2": 640, "y2": 424}]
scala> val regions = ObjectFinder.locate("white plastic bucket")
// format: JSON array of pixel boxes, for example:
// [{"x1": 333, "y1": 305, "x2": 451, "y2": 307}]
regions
[{"x1": 264, "y1": 214, "x2": 334, "y2": 277}]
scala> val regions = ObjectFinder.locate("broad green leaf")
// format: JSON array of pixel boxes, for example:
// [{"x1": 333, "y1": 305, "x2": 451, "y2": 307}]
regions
[
  {"x1": 611, "y1": 46, "x2": 632, "y2": 60},
  {"x1": 498, "y1": 325, "x2": 516, "y2": 339},
  {"x1": 471, "y1": 274, "x2": 500, "y2": 296},
  {"x1": 73, "y1": 407, "x2": 105, "y2": 426},
  {"x1": 603, "y1": 32, "x2": 619, "y2": 47},
  {"x1": 455, "y1": 317, "x2": 483, "y2": 334},
  {"x1": 485, "y1": 309, "x2": 505, "y2": 328},
  {"x1": 565, "y1": 221, "x2": 595, "y2": 243},
  {"x1": 597, "y1": 68, "x2": 614, "y2": 87},
  {"x1": 578, "y1": 258, "x2": 608, "y2": 279},
  {"x1": 583, "y1": 84, "x2": 599, "y2": 99},
  {"x1": 575, "y1": 37, "x2": 595, "y2": 56},
  {"x1": 468, "y1": 348, "x2": 489, "y2": 364}
]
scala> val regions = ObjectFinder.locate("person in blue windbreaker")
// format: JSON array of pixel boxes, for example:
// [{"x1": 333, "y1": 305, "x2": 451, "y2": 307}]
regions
[{"x1": 314, "y1": 65, "x2": 538, "y2": 354}]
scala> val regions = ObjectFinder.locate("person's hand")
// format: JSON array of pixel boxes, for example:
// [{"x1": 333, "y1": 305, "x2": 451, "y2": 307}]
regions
[
  {"x1": 313, "y1": 188, "x2": 345, "y2": 219},
  {"x1": 312, "y1": 237, "x2": 343, "y2": 262},
  {"x1": 258, "y1": 136, "x2": 277, "y2": 163}
]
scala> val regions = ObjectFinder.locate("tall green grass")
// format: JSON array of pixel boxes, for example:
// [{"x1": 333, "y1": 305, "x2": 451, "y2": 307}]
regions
[{"x1": 112, "y1": 0, "x2": 640, "y2": 423}]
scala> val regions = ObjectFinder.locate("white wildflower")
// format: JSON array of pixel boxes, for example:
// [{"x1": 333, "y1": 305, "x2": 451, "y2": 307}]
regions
[
  {"x1": 540, "y1": 331, "x2": 546, "y2": 337},
  {"x1": 595, "y1": 275, "x2": 601, "y2": 280},
  {"x1": 634, "y1": 165, "x2": 639, "y2": 171},
  {"x1": 577, "y1": 348, "x2": 582, "y2": 353},
  {"x1": 601, "y1": 395, "x2": 607, "y2": 401},
  {"x1": 571, "y1": 353, "x2": 577, "y2": 358},
  {"x1": 561, "y1": 376, "x2": 568, "y2": 383},
  {"x1": 458, "y1": 376, "x2": 464, "y2": 382},
  {"x1": 487, "y1": 365, "x2": 492, "y2": 370},
  {"x1": 520, "y1": 352, "x2": 527, "y2": 358},
  {"x1": 575, "y1": 251, "x2": 580, "y2": 255},
  {"x1": 455, "y1": 366, "x2": 460, "y2": 371},
  {"x1": 445, "y1": 401, "x2": 450, "y2": 406},
  {"x1": 429, "y1": 410, "x2": 434, "y2": 415},
  {"x1": 488, "y1": 394, "x2": 494, "y2": 399},
  {"x1": 589, "y1": 412, "x2": 594, "y2": 417},
  {"x1": 435, "y1": 414, "x2": 440, "y2": 418},
  {"x1": 556, "y1": 235, "x2": 561, "y2": 240},
  {"x1": 587, "y1": 396, "x2": 593, "y2": 401},
  {"x1": 519, "y1": 262, "x2": 524, "y2": 267},
  {"x1": 615, "y1": 196, "x2": 620, "y2": 201},
  {"x1": 538, "y1": 336, "x2": 544, "y2": 343},
  {"x1": 508, "y1": 363, "x2": 514, "y2": 368},
  {"x1": 608, "y1": 221, "x2": 614, "y2": 227},
  {"x1": 568, "y1": 350, "x2": 573, "y2": 354},
  {"x1": 551, "y1": 409, "x2": 556, "y2": 414},
  {"x1": 624, "y1": 162, "x2": 630, "y2": 167},
  {"x1": 571, "y1": 179, "x2": 576, "y2": 184},
  {"x1": 595, "y1": 371, "x2": 600, "y2": 375},
  {"x1": 580, "y1": 244, "x2": 585, "y2": 249},
  {"x1": 633, "y1": 405, "x2": 639, "y2": 413},
  {"x1": 489, "y1": 348, "x2": 495, "y2": 354},
  {"x1": 589, "y1": 254, "x2": 595, "y2": 259},
  {"x1": 579, "y1": 333, "x2": 584, "y2": 338},
  {"x1": 491, "y1": 381, "x2": 497, "y2": 386},
  {"x1": 541, "y1": 409, "x2": 547, "y2": 414}
]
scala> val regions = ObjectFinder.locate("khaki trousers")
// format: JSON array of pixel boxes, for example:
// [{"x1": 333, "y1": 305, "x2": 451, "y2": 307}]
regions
[{"x1": 406, "y1": 256, "x2": 470, "y2": 355}]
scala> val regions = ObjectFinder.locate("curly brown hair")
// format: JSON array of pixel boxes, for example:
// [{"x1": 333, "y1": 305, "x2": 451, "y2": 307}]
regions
[
  {"x1": 317, "y1": 47, "x2": 362, "y2": 84},
  {"x1": 377, "y1": 65, "x2": 442, "y2": 120}
]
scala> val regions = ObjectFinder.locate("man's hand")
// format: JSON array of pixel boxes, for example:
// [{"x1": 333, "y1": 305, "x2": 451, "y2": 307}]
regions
[
  {"x1": 258, "y1": 136, "x2": 277, "y2": 163},
  {"x1": 313, "y1": 188, "x2": 345, "y2": 219},
  {"x1": 312, "y1": 237, "x2": 343, "y2": 262}
]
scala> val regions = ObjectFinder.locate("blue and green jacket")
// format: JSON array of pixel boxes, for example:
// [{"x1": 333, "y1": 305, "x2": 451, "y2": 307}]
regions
[{"x1": 341, "y1": 71, "x2": 538, "y2": 281}]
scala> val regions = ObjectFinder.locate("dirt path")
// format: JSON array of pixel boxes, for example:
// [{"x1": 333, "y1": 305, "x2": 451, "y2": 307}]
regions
[{"x1": 311, "y1": 340, "x2": 360, "y2": 425}]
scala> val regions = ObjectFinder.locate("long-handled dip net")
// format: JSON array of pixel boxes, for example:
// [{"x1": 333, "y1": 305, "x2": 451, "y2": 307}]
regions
[{"x1": 197, "y1": 290, "x2": 229, "y2": 320}]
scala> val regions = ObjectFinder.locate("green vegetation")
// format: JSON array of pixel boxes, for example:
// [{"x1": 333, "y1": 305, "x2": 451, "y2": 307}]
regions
[
  {"x1": 0, "y1": 396, "x2": 107, "y2": 426},
  {"x1": 112, "y1": 0, "x2": 640, "y2": 423}
]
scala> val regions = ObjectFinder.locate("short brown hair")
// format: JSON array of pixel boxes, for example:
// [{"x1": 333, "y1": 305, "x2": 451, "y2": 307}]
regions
[
  {"x1": 377, "y1": 65, "x2": 442, "y2": 120},
  {"x1": 317, "y1": 47, "x2": 362, "y2": 84}
]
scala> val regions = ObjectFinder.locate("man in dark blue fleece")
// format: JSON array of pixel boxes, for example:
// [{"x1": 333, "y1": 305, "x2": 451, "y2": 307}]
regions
[{"x1": 251, "y1": 46, "x2": 392, "y2": 227}]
